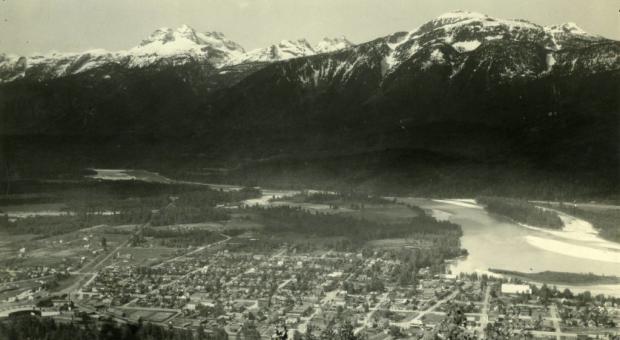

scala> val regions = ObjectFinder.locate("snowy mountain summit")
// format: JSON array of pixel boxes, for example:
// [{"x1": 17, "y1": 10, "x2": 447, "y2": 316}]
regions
[
  {"x1": 131, "y1": 25, "x2": 245, "y2": 67},
  {"x1": 229, "y1": 39, "x2": 316, "y2": 65},
  {"x1": 0, "y1": 24, "x2": 247, "y2": 81},
  {"x1": 0, "y1": 24, "x2": 356, "y2": 82},
  {"x1": 0, "y1": 12, "x2": 614, "y2": 83},
  {"x1": 376, "y1": 10, "x2": 606, "y2": 77},
  {"x1": 315, "y1": 37, "x2": 355, "y2": 54},
  {"x1": 225, "y1": 37, "x2": 354, "y2": 65}
]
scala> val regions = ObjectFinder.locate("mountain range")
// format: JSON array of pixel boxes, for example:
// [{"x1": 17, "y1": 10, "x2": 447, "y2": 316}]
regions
[
  {"x1": 1, "y1": 11, "x2": 619, "y2": 198},
  {"x1": 0, "y1": 25, "x2": 352, "y2": 81}
]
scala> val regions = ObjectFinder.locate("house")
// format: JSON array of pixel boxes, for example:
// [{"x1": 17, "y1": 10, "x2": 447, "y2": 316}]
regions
[{"x1": 501, "y1": 284, "x2": 531, "y2": 295}]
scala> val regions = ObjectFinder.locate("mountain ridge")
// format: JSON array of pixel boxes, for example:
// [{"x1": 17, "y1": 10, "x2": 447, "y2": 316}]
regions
[
  {"x1": 1, "y1": 11, "x2": 618, "y2": 197},
  {"x1": 1, "y1": 11, "x2": 615, "y2": 83}
]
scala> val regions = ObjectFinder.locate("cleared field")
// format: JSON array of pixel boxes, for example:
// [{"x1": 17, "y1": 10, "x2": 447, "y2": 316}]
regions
[
  {"x1": 0, "y1": 203, "x2": 68, "y2": 217},
  {"x1": 223, "y1": 215, "x2": 264, "y2": 230},
  {"x1": 124, "y1": 309, "x2": 176, "y2": 322},
  {"x1": 124, "y1": 170, "x2": 173, "y2": 184},
  {"x1": 420, "y1": 312, "x2": 445, "y2": 324},
  {"x1": 87, "y1": 169, "x2": 173, "y2": 184},
  {"x1": 367, "y1": 238, "x2": 433, "y2": 249},
  {"x1": 150, "y1": 222, "x2": 224, "y2": 231},
  {"x1": 273, "y1": 199, "x2": 421, "y2": 223},
  {"x1": 375, "y1": 310, "x2": 418, "y2": 323},
  {"x1": 340, "y1": 204, "x2": 421, "y2": 223},
  {"x1": 20, "y1": 246, "x2": 93, "y2": 267},
  {"x1": 0, "y1": 232, "x2": 37, "y2": 255},
  {"x1": 115, "y1": 247, "x2": 182, "y2": 266}
]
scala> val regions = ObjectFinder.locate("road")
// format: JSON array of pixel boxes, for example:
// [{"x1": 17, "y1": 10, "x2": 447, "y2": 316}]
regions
[
  {"x1": 354, "y1": 292, "x2": 390, "y2": 335},
  {"x1": 118, "y1": 306, "x2": 180, "y2": 313},
  {"x1": 478, "y1": 285, "x2": 491, "y2": 339},
  {"x1": 59, "y1": 238, "x2": 131, "y2": 297},
  {"x1": 526, "y1": 330, "x2": 578, "y2": 338},
  {"x1": 297, "y1": 289, "x2": 339, "y2": 334},
  {"x1": 154, "y1": 233, "x2": 232, "y2": 268},
  {"x1": 119, "y1": 233, "x2": 232, "y2": 307},
  {"x1": 277, "y1": 278, "x2": 293, "y2": 290},
  {"x1": 412, "y1": 288, "x2": 460, "y2": 323},
  {"x1": 272, "y1": 248, "x2": 287, "y2": 258},
  {"x1": 1, "y1": 229, "x2": 131, "y2": 293},
  {"x1": 549, "y1": 304, "x2": 562, "y2": 340}
]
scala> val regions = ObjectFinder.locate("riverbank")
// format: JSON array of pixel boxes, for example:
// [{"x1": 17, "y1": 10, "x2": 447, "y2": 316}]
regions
[{"x1": 489, "y1": 269, "x2": 620, "y2": 286}]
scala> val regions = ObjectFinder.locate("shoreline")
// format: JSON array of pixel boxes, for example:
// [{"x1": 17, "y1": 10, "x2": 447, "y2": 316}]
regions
[{"x1": 488, "y1": 268, "x2": 620, "y2": 287}]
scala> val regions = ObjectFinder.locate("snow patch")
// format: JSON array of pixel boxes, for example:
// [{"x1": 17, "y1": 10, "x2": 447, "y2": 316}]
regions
[
  {"x1": 315, "y1": 37, "x2": 353, "y2": 54},
  {"x1": 228, "y1": 39, "x2": 316, "y2": 65},
  {"x1": 485, "y1": 35, "x2": 504, "y2": 41},
  {"x1": 545, "y1": 52, "x2": 556, "y2": 71},
  {"x1": 436, "y1": 10, "x2": 488, "y2": 22},
  {"x1": 422, "y1": 49, "x2": 446, "y2": 70},
  {"x1": 452, "y1": 40, "x2": 481, "y2": 52}
]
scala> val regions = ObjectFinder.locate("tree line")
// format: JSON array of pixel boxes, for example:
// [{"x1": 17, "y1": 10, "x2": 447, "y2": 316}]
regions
[
  {"x1": 0, "y1": 315, "x2": 229, "y2": 340},
  {"x1": 478, "y1": 197, "x2": 563, "y2": 229}
]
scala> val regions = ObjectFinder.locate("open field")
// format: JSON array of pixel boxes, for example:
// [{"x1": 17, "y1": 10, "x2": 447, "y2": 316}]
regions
[
  {"x1": 340, "y1": 204, "x2": 421, "y2": 223},
  {"x1": 122, "y1": 309, "x2": 177, "y2": 322},
  {"x1": 273, "y1": 196, "x2": 421, "y2": 224},
  {"x1": 367, "y1": 238, "x2": 433, "y2": 250},
  {"x1": 87, "y1": 169, "x2": 173, "y2": 184},
  {"x1": 115, "y1": 247, "x2": 182, "y2": 267}
]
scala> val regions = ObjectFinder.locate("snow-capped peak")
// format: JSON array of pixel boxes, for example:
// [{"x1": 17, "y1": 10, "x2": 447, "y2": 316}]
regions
[
  {"x1": 435, "y1": 10, "x2": 488, "y2": 23},
  {"x1": 277, "y1": 39, "x2": 314, "y2": 52},
  {"x1": 134, "y1": 25, "x2": 244, "y2": 55},
  {"x1": 126, "y1": 24, "x2": 246, "y2": 67},
  {"x1": 226, "y1": 38, "x2": 317, "y2": 65},
  {"x1": 315, "y1": 37, "x2": 354, "y2": 54},
  {"x1": 379, "y1": 11, "x2": 602, "y2": 78}
]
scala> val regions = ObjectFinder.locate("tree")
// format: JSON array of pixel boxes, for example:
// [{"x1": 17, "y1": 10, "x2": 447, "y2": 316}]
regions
[
  {"x1": 242, "y1": 322, "x2": 262, "y2": 340},
  {"x1": 274, "y1": 323, "x2": 288, "y2": 340},
  {"x1": 196, "y1": 325, "x2": 206, "y2": 340},
  {"x1": 389, "y1": 326, "x2": 403, "y2": 338},
  {"x1": 305, "y1": 325, "x2": 318, "y2": 340},
  {"x1": 337, "y1": 321, "x2": 358, "y2": 340},
  {"x1": 212, "y1": 327, "x2": 229, "y2": 340}
]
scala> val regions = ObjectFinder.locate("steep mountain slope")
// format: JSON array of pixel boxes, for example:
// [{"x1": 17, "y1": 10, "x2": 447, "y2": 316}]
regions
[{"x1": 1, "y1": 11, "x2": 618, "y2": 197}]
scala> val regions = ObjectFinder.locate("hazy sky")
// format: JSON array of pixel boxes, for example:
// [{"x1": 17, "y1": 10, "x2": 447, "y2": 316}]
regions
[{"x1": 1, "y1": 0, "x2": 619, "y2": 55}]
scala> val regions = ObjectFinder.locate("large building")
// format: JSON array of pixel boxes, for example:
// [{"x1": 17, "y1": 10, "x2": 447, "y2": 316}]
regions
[{"x1": 501, "y1": 284, "x2": 532, "y2": 295}]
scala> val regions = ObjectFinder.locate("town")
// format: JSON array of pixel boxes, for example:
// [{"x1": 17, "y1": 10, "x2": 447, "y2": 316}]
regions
[
  {"x1": 1, "y1": 226, "x2": 619, "y2": 339},
  {"x1": 1, "y1": 178, "x2": 619, "y2": 339}
]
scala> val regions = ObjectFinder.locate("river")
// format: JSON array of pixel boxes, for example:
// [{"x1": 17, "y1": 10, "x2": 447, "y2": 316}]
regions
[
  {"x1": 240, "y1": 189, "x2": 620, "y2": 295},
  {"x1": 78, "y1": 172, "x2": 620, "y2": 295},
  {"x1": 396, "y1": 197, "x2": 620, "y2": 296}
]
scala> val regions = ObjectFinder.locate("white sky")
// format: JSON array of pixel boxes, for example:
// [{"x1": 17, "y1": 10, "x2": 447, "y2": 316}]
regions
[{"x1": 1, "y1": 0, "x2": 619, "y2": 55}]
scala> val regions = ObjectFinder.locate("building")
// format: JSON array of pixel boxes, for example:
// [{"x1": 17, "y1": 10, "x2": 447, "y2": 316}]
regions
[{"x1": 501, "y1": 284, "x2": 531, "y2": 295}]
